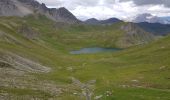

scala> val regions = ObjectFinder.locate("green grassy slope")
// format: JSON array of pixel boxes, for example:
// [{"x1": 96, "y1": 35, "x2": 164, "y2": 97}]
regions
[{"x1": 0, "y1": 16, "x2": 169, "y2": 100}]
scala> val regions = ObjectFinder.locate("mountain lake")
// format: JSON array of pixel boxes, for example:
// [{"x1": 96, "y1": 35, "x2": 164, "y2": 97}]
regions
[{"x1": 70, "y1": 47, "x2": 122, "y2": 54}]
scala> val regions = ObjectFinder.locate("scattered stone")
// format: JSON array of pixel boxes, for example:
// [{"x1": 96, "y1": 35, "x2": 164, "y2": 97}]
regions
[
  {"x1": 104, "y1": 90, "x2": 112, "y2": 97},
  {"x1": 161, "y1": 46, "x2": 165, "y2": 49},
  {"x1": 160, "y1": 66, "x2": 166, "y2": 70},
  {"x1": 73, "y1": 93, "x2": 78, "y2": 95},
  {"x1": 131, "y1": 80, "x2": 139, "y2": 82},
  {"x1": 121, "y1": 85, "x2": 129, "y2": 88},
  {"x1": 94, "y1": 95, "x2": 103, "y2": 99},
  {"x1": 71, "y1": 77, "x2": 96, "y2": 100},
  {"x1": 66, "y1": 67, "x2": 73, "y2": 72}
]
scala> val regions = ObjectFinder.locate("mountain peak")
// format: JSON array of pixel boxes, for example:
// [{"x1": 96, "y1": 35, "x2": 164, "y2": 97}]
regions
[
  {"x1": 0, "y1": 0, "x2": 80, "y2": 24},
  {"x1": 86, "y1": 18, "x2": 98, "y2": 21},
  {"x1": 49, "y1": 7, "x2": 80, "y2": 23},
  {"x1": 57, "y1": 7, "x2": 68, "y2": 11}
]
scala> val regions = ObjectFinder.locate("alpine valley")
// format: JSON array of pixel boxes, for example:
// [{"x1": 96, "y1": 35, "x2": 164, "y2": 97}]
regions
[{"x1": 0, "y1": 0, "x2": 170, "y2": 100}]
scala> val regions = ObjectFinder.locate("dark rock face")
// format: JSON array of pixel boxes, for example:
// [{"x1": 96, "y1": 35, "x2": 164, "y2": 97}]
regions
[
  {"x1": 119, "y1": 23, "x2": 155, "y2": 47},
  {"x1": 0, "y1": 0, "x2": 21, "y2": 16},
  {"x1": 122, "y1": 23, "x2": 155, "y2": 40},
  {"x1": 0, "y1": 0, "x2": 80, "y2": 24},
  {"x1": 18, "y1": 0, "x2": 40, "y2": 6},
  {"x1": 49, "y1": 7, "x2": 80, "y2": 23}
]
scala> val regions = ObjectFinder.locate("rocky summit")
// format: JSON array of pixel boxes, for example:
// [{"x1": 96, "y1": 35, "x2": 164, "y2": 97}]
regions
[{"x1": 0, "y1": 0, "x2": 80, "y2": 23}]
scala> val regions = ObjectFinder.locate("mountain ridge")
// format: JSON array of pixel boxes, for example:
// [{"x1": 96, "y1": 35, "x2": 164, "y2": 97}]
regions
[
  {"x1": 136, "y1": 22, "x2": 170, "y2": 35},
  {"x1": 85, "y1": 17, "x2": 122, "y2": 25},
  {"x1": 0, "y1": 0, "x2": 80, "y2": 24}
]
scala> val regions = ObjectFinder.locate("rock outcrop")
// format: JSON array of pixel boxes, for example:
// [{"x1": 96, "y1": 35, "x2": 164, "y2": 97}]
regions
[
  {"x1": 0, "y1": 0, "x2": 33, "y2": 16},
  {"x1": 0, "y1": 52, "x2": 51, "y2": 73},
  {"x1": 49, "y1": 7, "x2": 80, "y2": 23},
  {"x1": 117, "y1": 23, "x2": 155, "y2": 47}
]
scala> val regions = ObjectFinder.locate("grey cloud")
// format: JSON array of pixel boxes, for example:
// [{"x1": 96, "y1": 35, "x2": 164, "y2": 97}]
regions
[
  {"x1": 37, "y1": 0, "x2": 100, "y2": 10},
  {"x1": 38, "y1": 0, "x2": 170, "y2": 8},
  {"x1": 120, "y1": 0, "x2": 170, "y2": 7},
  {"x1": 38, "y1": 0, "x2": 98, "y2": 7},
  {"x1": 37, "y1": 0, "x2": 170, "y2": 20}
]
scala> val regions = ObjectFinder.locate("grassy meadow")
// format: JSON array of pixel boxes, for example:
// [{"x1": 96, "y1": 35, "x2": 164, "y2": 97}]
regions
[{"x1": 0, "y1": 16, "x2": 170, "y2": 100}]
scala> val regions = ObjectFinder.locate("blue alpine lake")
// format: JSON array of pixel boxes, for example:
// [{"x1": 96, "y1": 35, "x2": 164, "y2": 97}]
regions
[{"x1": 70, "y1": 47, "x2": 122, "y2": 54}]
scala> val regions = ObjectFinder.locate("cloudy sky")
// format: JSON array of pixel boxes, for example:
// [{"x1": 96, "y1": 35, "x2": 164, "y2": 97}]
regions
[{"x1": 37, "y1": 0, "x2": 170, "y2": 21}]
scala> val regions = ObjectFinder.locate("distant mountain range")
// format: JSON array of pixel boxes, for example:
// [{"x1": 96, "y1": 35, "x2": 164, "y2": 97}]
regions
[
  {"x1": 84, "y1": 18, "x2": 122, "y2": 25},
  {"x1": 84, "y1": 17, "x2": 170, "y2": 36},
  {"x1": 136, "y1": 22, "x2": 170, "y2": 36},
  {"x1": 0, "y1": 0, "x2": 170, "y2": 36},
  {"x1": 85, "y1": 13, "x2": 170, "y2": 25},
  {"x1": 133, "y1": 13, "x2": 170, "y2": 24}
]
